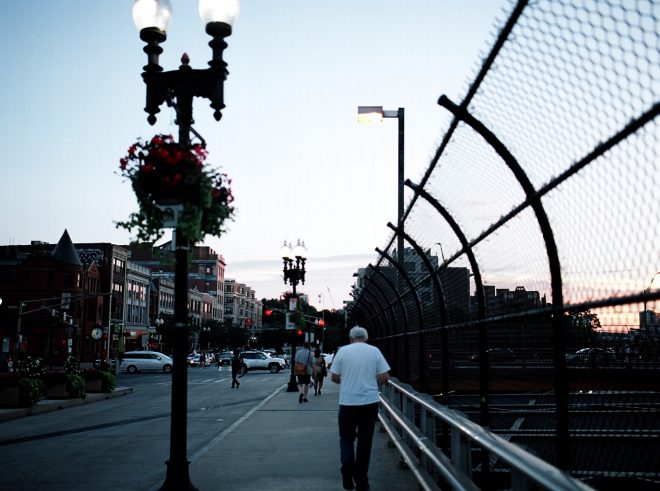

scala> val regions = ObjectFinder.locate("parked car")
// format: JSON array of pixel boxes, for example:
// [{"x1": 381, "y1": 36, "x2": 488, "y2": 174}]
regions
[
  {"x1": 470, "y1": 348, "x2": 516, "y2": 364},
  {"x1": 120, "y1": 351, "x2": 173, "y2": 373},
  {"x1": 279, "y1": 353, "x2": 290, "y2": 367},
  {"x1": 321, "y1": 353, "x2": 334, "y2": 368},
  {"x1": 239, "y1": 351, "x2": 287, "y2": 374},
  {"x1": 566, "y1": 347, "x2": 615, "y2": 366}
]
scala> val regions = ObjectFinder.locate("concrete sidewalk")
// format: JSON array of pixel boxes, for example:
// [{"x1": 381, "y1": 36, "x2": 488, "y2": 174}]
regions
[
  {"x1": 189, "y1": 381, "x2": 418, "y2": 491},
  {"x1": 1, "y1": 382, "x2": 418, "y2": 490}
]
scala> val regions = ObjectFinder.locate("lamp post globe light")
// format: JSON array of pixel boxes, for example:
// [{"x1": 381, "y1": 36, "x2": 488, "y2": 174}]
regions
[
  {"x1": 281, "y1": 239, "x2": 307, "y2": 391},
  {"x1": 132, "y1": 1, "x2": 239, "y2": 490},
  {"x1": 281, "y1": 239, "x2": 307, "y2": 295}
]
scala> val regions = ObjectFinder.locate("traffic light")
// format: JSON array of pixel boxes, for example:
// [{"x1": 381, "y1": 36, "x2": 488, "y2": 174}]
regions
[
  {"x1": 318, "y1": 319, "x2": 325, "y2": 327},
  {"x1": 265, "y1": 309, "x2": 273, "y2": 317},
  {"x1": 297, "y1": 329, "x2": 303, "y2": 336}
]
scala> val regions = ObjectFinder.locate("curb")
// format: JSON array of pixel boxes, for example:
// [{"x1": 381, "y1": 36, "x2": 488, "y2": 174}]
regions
[{"x1": 0, "y1": 386, "x2": 133, "y2": 422}]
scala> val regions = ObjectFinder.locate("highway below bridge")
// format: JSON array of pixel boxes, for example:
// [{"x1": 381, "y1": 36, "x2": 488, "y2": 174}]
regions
[{"x1": 424, "y1": 366, "x2": 660, "y2": 490}]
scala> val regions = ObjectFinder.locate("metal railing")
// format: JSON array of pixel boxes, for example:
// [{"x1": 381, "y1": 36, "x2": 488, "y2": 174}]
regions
[{"x1": 380, "y1": 378, "x2": 593, "y2": 491}]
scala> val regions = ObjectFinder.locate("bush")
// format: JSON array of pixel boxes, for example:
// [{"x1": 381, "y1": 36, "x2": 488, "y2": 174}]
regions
[
  {"x1": 100, "y1": 371, "x2": 117, "y2": 392},
  {"x1": 43, "y1": 371, "x2": 86, "y2": 399},
  {"x1": 83, "y1": 368, "x2": 116, "y2": 392},
  {"x1": 93, "y1": 358, "x2": 113, "y2": 372},
  {"x1": 66, "y1": 374, "x2": 85, "y2": 398},
  {"x1": 64, "y1": 355, "x2": 82, "y2": 375},
  {"x1": 15, "y1": 355, "x2": 45, "y2": 380},
  {"x1": 1, "y1": 374, "x2": 44, "y2": 407},
  {"x1": 19, "y1": 378, "x2": 44, "y2": 406}
]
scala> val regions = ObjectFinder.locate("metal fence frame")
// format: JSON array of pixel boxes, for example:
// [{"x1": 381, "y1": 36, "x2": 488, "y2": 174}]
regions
[{"x1": 348, "y1": 0, "x2": 659, "y2": 483}]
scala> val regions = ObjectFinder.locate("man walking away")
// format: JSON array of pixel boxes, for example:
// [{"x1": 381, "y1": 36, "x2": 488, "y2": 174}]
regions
[
  {"x1": 295, "y1": 341, "x2": 313, "y2": 403},
  {"x1": 330, "y1": 326, "x2": 390, "y2": 490}
]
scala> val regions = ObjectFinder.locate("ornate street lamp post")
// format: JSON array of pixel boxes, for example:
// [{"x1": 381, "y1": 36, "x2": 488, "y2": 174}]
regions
[
  {"x1": 132, "y1": 1, "x2": 239, "y2": 489},
  {"x1": 281, "y1": 239, "x2": 307, "y2": 391}
]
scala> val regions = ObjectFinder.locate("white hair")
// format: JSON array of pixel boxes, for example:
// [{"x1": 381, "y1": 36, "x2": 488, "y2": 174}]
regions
[{"x1": 349, "y1": 325, "x2": 369, "y2": 340}]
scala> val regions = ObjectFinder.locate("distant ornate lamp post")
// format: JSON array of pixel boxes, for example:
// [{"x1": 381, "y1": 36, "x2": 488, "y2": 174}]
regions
[
  {"x1": 281, "y1": 239, "x2": 307, "y2": 391},
  {"x1": 155, "y1": 317, "x2": 165, "y2": 352},
  {"x1": 132, "y1": 1, "x2": 239, "y2": 489}
]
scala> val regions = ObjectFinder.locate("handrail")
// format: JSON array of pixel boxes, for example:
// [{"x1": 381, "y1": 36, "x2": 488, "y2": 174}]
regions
[
  {"x1": 380, "y1": 378, "x2": 593, "y2": 491},
  {"x1": 378, "y1": 397, "x2": 479, "y2": 491}
]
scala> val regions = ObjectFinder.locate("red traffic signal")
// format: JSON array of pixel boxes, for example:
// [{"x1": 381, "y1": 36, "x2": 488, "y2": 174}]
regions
[
  {"x1": 297, "y1": 330, "x2": 303, "y2": 336},
  {"x1": 265, "y1": 309, "x2": 273, "y2": 317},
  {"x1": 318, "y1": 319, "x2": 325, "y2": 327}
]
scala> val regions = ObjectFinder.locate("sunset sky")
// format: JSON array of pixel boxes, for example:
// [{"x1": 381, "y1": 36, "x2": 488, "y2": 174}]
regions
[{"x1": 1, "y1": 1, "x2": 511, "y2": 307}]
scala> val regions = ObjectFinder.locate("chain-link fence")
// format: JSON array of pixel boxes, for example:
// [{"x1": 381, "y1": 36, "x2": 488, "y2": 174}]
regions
[{"x1": 347, "y1": 0, "x2": 658, "y2": 487}]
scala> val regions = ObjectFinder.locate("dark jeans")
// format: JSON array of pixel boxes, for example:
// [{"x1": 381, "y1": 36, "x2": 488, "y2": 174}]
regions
[{"x1": 338, "y1": 403, "x2": 379, "y2": 485}]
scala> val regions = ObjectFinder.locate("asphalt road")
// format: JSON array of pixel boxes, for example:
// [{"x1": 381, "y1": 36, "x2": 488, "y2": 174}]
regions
[{"x1": 0, "y1": 365, "x2": 290, "y2": 490}]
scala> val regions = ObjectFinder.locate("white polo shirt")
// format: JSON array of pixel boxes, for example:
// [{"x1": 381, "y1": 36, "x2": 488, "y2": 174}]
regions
[{"x1": 330, "y1": 342, "x2": 390, "y2": 406}]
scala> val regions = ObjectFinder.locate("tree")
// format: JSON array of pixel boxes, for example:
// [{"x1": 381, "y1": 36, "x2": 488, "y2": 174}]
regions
[
  {"x1": 317, "y1": 309, "x2": 345, "y2": 353},
  {"x1": 223, "y1": 319, "x2": 249, "y2": 349},
  {"x1": 566, "y1": 309, "x2": 601, "y2": 348}
]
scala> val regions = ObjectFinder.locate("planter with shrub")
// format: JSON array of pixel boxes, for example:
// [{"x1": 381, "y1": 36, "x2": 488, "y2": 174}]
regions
[
  {"x1": 43, "y1": 371, "x2": 85, "y2": 399},
  {"x1": 0, "y1": 373, "x2": 44, "y2": 407},
  {"x1": 82, "y1": 368, "x2": 116, "y2": 393}
]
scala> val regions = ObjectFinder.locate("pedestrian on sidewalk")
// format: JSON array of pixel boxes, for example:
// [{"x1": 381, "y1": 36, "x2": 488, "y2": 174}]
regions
[
  {"x1": 294, "y1": 341, "x2": 313, "y2": 403},
  {"x1": 312, "y1": 347, "x2": 326, "y2": 396},
  {"x1": 230, "y1": 348, "x2": 241, "y2": 389},
  {"x1": 330, "y1": 325, "x2": 390, "y2": 491}
]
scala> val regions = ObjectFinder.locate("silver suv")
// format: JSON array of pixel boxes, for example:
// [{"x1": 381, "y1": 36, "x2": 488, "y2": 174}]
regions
[
  {"x1": 120, "y1": 351, "x2": 173, "y2": 374},
  {"x1": 239, "y1": 351, "x2": 286, "y2": 374}
]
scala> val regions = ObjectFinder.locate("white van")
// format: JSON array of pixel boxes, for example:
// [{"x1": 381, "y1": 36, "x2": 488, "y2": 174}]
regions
[{"x1": 120, "y1": 351, "x2": 173, "y2": 374}]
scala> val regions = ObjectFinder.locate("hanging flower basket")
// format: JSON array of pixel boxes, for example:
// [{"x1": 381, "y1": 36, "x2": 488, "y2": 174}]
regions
[{"x1": 116, "y1": 134, "x2": 235, "y2": 243}]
